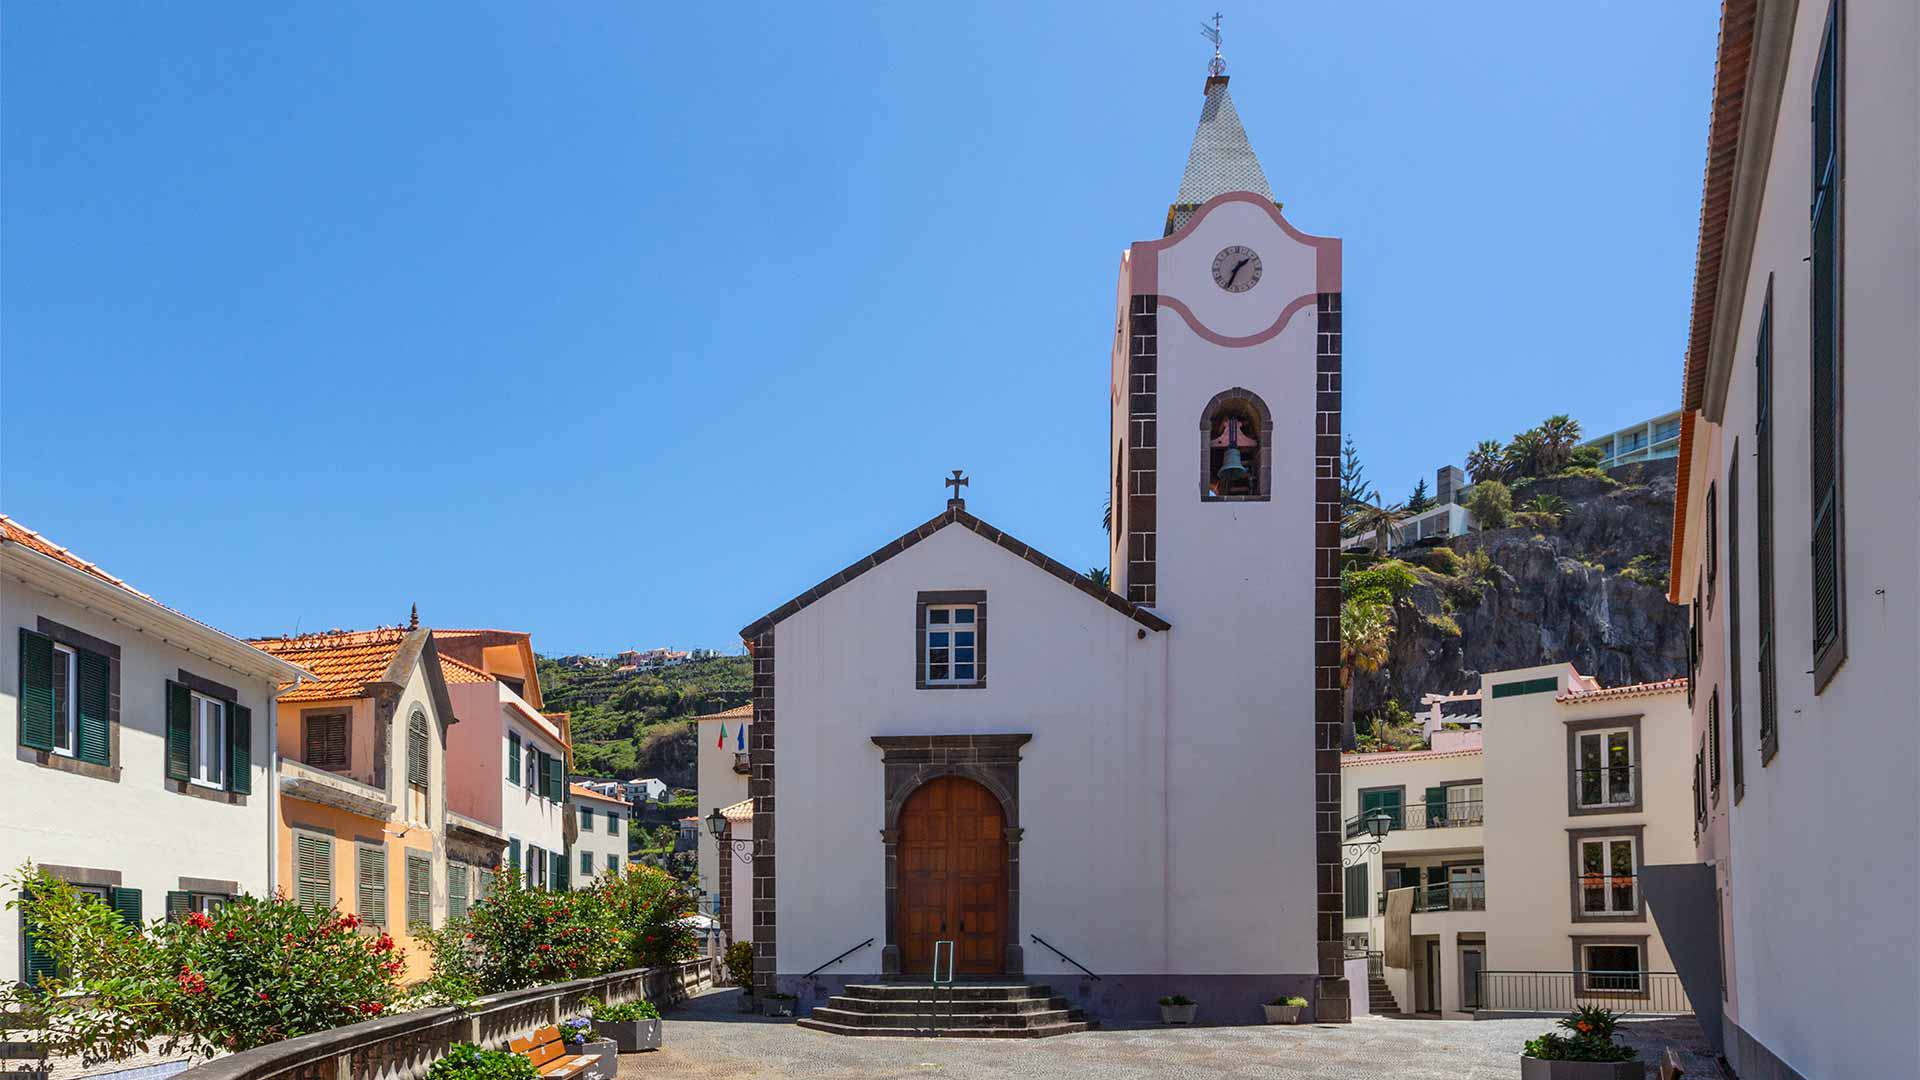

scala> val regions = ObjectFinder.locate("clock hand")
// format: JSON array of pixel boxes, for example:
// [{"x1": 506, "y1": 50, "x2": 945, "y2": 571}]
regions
[{"x1": 1225, "y1": 259, "x2": 1250, "y2": 287}]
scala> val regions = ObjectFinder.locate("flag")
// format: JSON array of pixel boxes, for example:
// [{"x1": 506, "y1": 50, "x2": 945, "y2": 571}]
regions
[
  {"x1": 717, "y1": 723, "x2": 726, "y2": 749},
  {"x1": 737, "y1": 721, "x2": 746, "y2": 751}
]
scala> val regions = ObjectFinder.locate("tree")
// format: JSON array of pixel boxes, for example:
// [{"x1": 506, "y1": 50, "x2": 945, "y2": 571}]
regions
[
  {"x1": 1404, "y1": 477, "x2": 1433, "y2": 514},
  {"x1": 1346, "y1": 495, "x2": 1407, "y2": 556},
  {"x1": 1537, "y1": 414, "x2": 1584, "y2": 474},
  {"x1": 1101, "y1": 495, "x2": 1112, "y2": 536},
  {"x1": 1503, "y1": 429, "x2": 1549, "y2": 480},
  {"x1": 1339, "y1": 434, "x2": 1374, "y2": 518},
  {"x1": 1465, "y1": 479, "x2": 1513, "y2": 530},
  {"x1": 1339, "y1": 587, "x2": 1395, "y2": 751},
  {"x1": 1465, "y1": 439, "x2": 1506, "y2": 485},
  {"x1": 1086, "y1": 567, "x2": 1111, "y2": 590}
]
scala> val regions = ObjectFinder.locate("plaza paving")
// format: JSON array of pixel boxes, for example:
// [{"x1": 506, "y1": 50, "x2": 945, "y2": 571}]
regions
[{"x1": 630, "y1": 986, "x2": 1717, "y2": 1079}]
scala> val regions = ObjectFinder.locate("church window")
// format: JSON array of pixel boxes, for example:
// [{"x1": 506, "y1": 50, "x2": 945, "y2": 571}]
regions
[
  {"x1": 1199, "y1": 388, "x2": 1272, "y2": 501},
  {"x1": 916, "y1": 591, "x2": 987, "y2": 690}
]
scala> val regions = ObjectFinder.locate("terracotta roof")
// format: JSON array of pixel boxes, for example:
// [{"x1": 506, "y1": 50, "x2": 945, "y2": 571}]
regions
[
  {"x1": 741, "y1": 503, "x2": 1169, "y2": 640},
  {"x1": 251, "y1": 627, "x2": 411, "y2": 703},
  {"x1": 694, "y1": 703, "x2": 753, "y2": 723},
  {"x1": 0, "y1": 514, "x2": 158, "y2": 603},
  {"x1": 1557, "y1": 678, "x2": 1688, "y2": 703},
  {"x1": 1672, "y1": 0, "x2": 1759, "y2": 599},
  {"x1": 440, "y1": 654, "x2": 495, "y2": 685},
  {"x1": 1340, "y1": 746, "x2": 1483, "y2": 768},
  {"x1": 570, "y1": 782, "x2": 628, "y2": 805},
  {"x1": 718, "y1": 797, "x2": 753, "y2": 823}
]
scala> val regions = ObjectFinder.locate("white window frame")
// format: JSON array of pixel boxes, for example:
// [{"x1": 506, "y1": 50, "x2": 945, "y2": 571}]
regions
[
  {"x1": 923, "y1": 604, "x2": 979, "y2": 685},
  {"x1": 1446, "y1": 782, "x2": 1484, "y2": 825},
  {"x1": 1580, "y1": 943, "x2": 1646, "y2": 993},
  {"x1": 1577, "y1": 836, "x2": 1638, "y2": 915},
  {"x1": 189, "y1": 691, "x2": 227, "y2": 790},
  {"x1": 49, "y1": 642, "x2": 78, "y2": 758},
  {"x1": 1576, "y1": 728, "x2": 1636, "y2": 808}
]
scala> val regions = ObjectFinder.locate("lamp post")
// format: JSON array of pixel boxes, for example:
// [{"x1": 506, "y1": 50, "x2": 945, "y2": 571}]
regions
[{"x1": 706, "y1": 807, "x2": 754, "y2": 864}]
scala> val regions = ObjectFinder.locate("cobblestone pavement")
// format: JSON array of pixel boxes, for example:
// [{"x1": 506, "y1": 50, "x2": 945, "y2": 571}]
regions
[{"x1": 625, "y1": 987, "x2": 1717, "y2": 1079}]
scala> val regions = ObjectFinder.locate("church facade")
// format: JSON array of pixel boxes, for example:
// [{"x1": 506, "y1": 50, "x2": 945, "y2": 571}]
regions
[{"x1": 737, "y1": 71, "x2": 1346, "y2": 1024}]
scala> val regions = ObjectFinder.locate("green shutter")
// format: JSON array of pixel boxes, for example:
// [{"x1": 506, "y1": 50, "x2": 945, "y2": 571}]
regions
[
  {"x1": 226, "y1": 704, "x2": 252, "y2": 794},
  {"x1": 508, "y1": 838, "x2": 521, "y2": 872},
  {"x1": 20, "y1": 907, "x2": 56, "y2": 989},
  {"x1": 295, "y1": 834, "x2": 332, "y2": 913},
  {"x1": 448, "y1": 862, "x2": 469, "y2": 919},
  {"x1": 507, "y1": 732, "x2": 520, "y2": 782},
  {"x1": 1424, "y1": 787, "x2": 1447, "y2": 827},
  {"x1": 536, "y1": 752, "x2": 550, "y2": 800},
  {"x1": 406, "y1": 855, "x2": 430, "y2": 930},
  {"x1": 108, "y1": 886, "x2": 142, "y2": 927},
  {"x1": 549, "y1": 756, "x2": 564, "y2": 803},
  {"x1": 166, "y1": 891, "x2": 191, "y2": 923},
  {"x1": 17, "y1": 629, "x2": 55, "y2": 751},
  {"x1": 581, "y1": 806, "x2": 593, "y2": 832},
  {"x1": 74, "y1": 649, "x2": 110, "y2": 765},
  {"x1": 165, "y1": 681, "x2": 192, "y2": 781},
  {"x1": 551, "y1": 850, "x2": 567, "y2": 892},
  {"x1": 580, "y1": 850, "x2": 592, "y2": 877},
  {"x1": 1490, "y1": 676, "x2": 1559, "y2": 699},
  {"x1": 407, "y1": 712, "x2": 429, "y2": 789},
  {"x1": 357, "y1": 845, "x2": 387, "y2": 926}
]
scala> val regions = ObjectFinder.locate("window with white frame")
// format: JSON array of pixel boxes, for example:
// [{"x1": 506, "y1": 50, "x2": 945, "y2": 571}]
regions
[
  {"x1": 1575, "y1": 728, "x2": 1635, "y2": 808},
  {"x1": 49, "y1": 642, "x2": 77, "y2": 757},
  {"x1": 1580, "y1": 943, "x2": 1645, "y2": 993},
  {"x1": 1578, "y1": 836, "x2": 1637, "y2": 915},
  {"x1": 1446, "y1": 782, "x2": 1484, "y2": 825},
  {"x1": 924, "y1": 605, "x2": 978, "y2": 685},
  {"x1": 190, "y1": 691, "x2": 227, "y2": 788}
]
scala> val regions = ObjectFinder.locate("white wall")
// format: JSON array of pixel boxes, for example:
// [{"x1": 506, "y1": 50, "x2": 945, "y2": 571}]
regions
[
  {"x1": 695, "y1": 715, "x2": 748, "y2": 909},
  {"x1": 499, "y1": 694, "x2": 567, "y2": 883},
  {"x1": 571, "y1": 793, "x2": 626, "y2": 885},
  {"x1": 1, "y1": 569, "x2": 280, "y2": 976}
]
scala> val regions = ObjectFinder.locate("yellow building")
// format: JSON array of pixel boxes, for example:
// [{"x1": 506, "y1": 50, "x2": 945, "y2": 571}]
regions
[{"x1": 252, "y1": 622, "x2": 460, "y2": 982}]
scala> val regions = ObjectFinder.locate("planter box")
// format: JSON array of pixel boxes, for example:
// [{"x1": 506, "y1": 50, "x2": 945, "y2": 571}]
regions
[
  {"x1": 1262, "y1": 1004, "x2": 1304, "y2": 1024},
  {"x1": 1159, "y1": 1003, "x2": 1197, "y2": 1025},
  {"x1": 596, "y1": 1018, "x2": 662, "y2": 1052},
  {"x1": 1519, "y1": 1057, "x2": 1644, "y2": 1080},
  {"x1": 576, "y1": 1038, "x2": 618, "y2": 1080},
  {"x1": 761, "y1": 996, "x2": 796, "y2": 1017},
  {"x1": 737, "y1": 992, "x2": 758, "y2": 1013}
]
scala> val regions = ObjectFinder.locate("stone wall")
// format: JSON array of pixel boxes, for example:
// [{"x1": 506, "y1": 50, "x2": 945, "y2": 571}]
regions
[{"x1": 176, "y1": 959, "x2": 714, "y2": 1080}]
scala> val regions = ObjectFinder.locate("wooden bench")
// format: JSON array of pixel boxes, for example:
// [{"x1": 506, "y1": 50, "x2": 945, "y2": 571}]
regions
[
  {"x1": 508, "y1": 1026, "x2": 598, "y2": 1080},
  {"x1": 1658, "y1": 1046, "x2": 1687, "y2": 1080}
]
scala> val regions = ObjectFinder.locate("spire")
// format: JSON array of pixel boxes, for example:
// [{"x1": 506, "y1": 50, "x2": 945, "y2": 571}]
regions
[
  {"x1": 409, "y1": 603, "x2": 419, "y2": 631},
  {"x1": 1165, "y1": 70, "x2": 1275, "y2": 236}
]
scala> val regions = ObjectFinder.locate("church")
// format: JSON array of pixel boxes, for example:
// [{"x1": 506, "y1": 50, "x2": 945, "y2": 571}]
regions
[{"x1": 730, "y1": 60, "x2": 1347, "y2": 1027}]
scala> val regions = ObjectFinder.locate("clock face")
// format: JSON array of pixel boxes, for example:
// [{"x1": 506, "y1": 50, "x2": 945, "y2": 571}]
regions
[{"x1": 1211, "y1": 245, "x2": 1263, "y2": 293}]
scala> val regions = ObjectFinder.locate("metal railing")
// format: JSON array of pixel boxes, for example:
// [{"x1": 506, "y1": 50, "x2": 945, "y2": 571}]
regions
[
  {"x1": 1476, "y1": 970, "x2": 1692, "y2": 1017},
  {"x1": 1029, "y1": 933, "x2": 1100, "y2": 980},
  {"x1": 1378, "y1": 881, "x2": 1486, "y2": 914},
  {"x1": 802, "y1": 937, "x2": 873, "y2": 979},
  {"x1": 1573, "y1": 765, "x2": 1639, "y2": 808},
  {"x1": 1344, "y1": 800, "x2": 1485, "y2": 838},
  {"x1": 1574, "y1": 873, "x2": 1639, "y2": 915}
]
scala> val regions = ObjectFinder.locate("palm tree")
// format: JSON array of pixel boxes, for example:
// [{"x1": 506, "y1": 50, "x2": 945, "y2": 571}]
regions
[
  {"x1": 1537, "y1": 415, "x2": 1583, "y2": 474},
  {"x1": 1340, "y1": 594, "x2": 1394, "y2": 750},
  {"x1": 1503, "y1": 429, "x2": 1548, "y2": 480},
  {"x1": 1345, "y1": 496, "x2": 1407, "y2": 556},
  {"x1": 1087, "y1": 567, "x2": 1111, "y2": 590},
  {"x1": 1102, "y1": 495, "x2": 1112, "y2": 536},
  {"x1": 1465, "y1": 440, "x2": 1505, "y2": 485}
]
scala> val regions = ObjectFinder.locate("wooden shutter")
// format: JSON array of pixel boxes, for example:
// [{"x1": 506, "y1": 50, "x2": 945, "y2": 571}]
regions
[
  {"x1": 16, "y1": 628, "x2": 55, "y2": 751},
  {"x1": 448, "y1": 862, "x2": 468, "y2": 919},
  {"x1": 108, "y1": 887, "x2": 142, "y2": 926},
  {"x1": 20, "y1": 908, "x2": 57, "y2": 988},
  {"x1": 1728, "y1": 451, "x2": 1746, "y2": 800},
  {"x1": 357, "y1": 845, "x2": 387, "y2": 926},
  {"x1": 1808, "y1": 1, "x2": 1845, "y2": 683},
  {"x1": 508, "y1": 838, "x2": 521, "y2": 872},
  {"x1": 552, "y1": 849, "x2": 567, "y2": 892},
  {"x1": 507, "y1": 732, "x2": 520, "y2": 782},
  {"x1": 74, "y1": 649, "x2": 110, "y2": 765},
  {"x1": 1756, "y1": 285, "x2": 1780, "y2": 761},
  {"x1": 305, "y1": 714, "x2": 348, "y2": 772},
  {"x1": 1705, "y1": 483, "x2": 1719, "y2": 610},
  {"x1": 1708, "y1": 689, "x2": 1722, "y2": 793},
  {"x1": 295, "y1": 834, "x2": 332, "y2": 913},
  {"x1": 226, "y1": 704, "x2": 252, "y2": 794},
  {"x1": 1343, "y1": 862, "x2": 1368, "y2": 919},
  {"x1": 580, "y1": 850, "x2": 592, "y2": 877},
  {"x1": 407, "y1": 712, "x2": 429, "y2": 790},
  {"x1": 548, "y1": 756, "x2": 564, "y2": 804},
  {"x1": 165, "y1": 681, "x2": 192, "y2": 781},
  {"x1": 1424, "y1": 787, "x2": 1447, "y2": 827},
  {"x1": 406, "y1": 855, "x2": 430, "y2": 930},
  {"x1": 581, "y1": 806, "x2": 593, "y2": 832},
  {"x1": 166, "y1": 891, "x2": 191, "y2": 923}
]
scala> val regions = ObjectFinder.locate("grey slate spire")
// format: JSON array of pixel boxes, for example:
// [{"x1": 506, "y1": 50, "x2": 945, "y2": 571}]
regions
[{"x1": 1166, "y1": 76, "x2": 1275, "y2": 236}]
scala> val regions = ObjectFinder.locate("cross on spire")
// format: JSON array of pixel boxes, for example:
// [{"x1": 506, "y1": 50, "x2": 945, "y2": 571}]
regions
[
  {"x1": 1201, "y1": 12, "x2": 1226, "y2": 77},
  {"x1": 945, "y1": 470, "x2": 969, "y2": 509}
]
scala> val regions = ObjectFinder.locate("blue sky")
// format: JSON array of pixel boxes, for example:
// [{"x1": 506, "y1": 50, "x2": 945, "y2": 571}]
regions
[{"x1": 1, "y1": 3, "x2": 1718, "y2": 654}]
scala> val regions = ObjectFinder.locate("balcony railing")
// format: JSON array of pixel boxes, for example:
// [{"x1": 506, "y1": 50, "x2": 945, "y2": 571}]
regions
[
  {"x1": 1573, "y1": 766, "x2": 1638, "y2": 809},
  {"x1": 732, "y1": 751, "x2": 751, "y2": 775},
  {"x1": 1345, "y1": 800, "x2": 1485, "y2": 838},
  {"x1": 1476, "y1": 970, "x2": 1692, "y2": 1017},
  {"x1": 1576, "y1": 873, "x2": 1639, "y2": 915},
  {"x1": 1377, "y1": 880, "x2": 1486, "y2": 915}
]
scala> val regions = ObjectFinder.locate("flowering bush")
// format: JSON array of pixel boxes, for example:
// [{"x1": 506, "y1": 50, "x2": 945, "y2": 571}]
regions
[
  {"x1": 724, "y1": 940, "x2": 754, "y2": 990},
  {"x1": 424, "y1": 1043, "x2": 537, "y2": 1080},
  {"x1": 2, "y1": 866, "x2": 401, "y2": 1063},
  {"x1": 1522, "y1": 1005, "x2": 1638, "y2": 1063}
]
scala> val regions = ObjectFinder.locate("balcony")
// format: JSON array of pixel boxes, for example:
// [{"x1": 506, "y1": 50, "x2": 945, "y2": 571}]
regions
[
  {"x1": 732, "y1": 751, "x2": 751, "y2": 775},
  {"x1": 1576, "y1": 873, "x2": 1640, "y2": 917},
  {"x1": 1345, "y1": 800, "x2": 1485, "y2": 839},
  {"x1": 1573, "y1": 766, "x2": 1639, "y2": 811},
  {"x1": 1476, "y1": 970, "x2": 1692, "y2": 1017},
  {"x1": 279, "y1": 758, "x2": 395, "y2": 819},
  {"x1": 1377, "y1": 880, "x2": 1486, "y2": 916}
]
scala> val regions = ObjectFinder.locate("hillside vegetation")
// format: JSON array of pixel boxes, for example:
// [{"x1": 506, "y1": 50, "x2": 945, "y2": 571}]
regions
[{"x1": 538, "y1": 654, "x2": 750, "y2": 789}]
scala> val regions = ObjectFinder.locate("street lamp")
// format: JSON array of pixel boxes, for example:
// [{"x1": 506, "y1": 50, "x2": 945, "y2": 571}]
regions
[
  {"x1": 704, "y1": 807, "x2": 727, "y2": 840},
  {"x1": 1342, "y1": 811, "x2": 1394, "y2": 866},
  {"x1": 706, "y1": 807, "x2": 755, "y2": 864}
]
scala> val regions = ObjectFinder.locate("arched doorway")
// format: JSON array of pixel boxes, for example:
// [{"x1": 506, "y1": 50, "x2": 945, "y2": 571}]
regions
[{"x1": 897, "y1": 775, "x2": 1007, "y2": 976}]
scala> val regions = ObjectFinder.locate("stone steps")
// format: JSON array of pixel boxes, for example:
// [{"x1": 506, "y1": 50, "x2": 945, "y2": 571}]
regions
[
  {"x1": 795, "y1": 1017, "x2": 1092, "y2": 1039},
  {"x1": 800, "y1": 982, "x2": 1090, "y2": 1038}
]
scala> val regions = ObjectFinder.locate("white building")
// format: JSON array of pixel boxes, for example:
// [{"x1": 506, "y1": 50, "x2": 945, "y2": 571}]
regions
[
  {"x1": 693, "y1": 703, "x2": 750, "y2": 911},
  {"x1": 2, "y1": 516, "x2": 310, "y2": 983},
  {"x1": 1581, "y1": 411, "x2": 1683, "y2": 470},
  {"x1": 1656, "y1": 2, "x2": 1919, "y2": 1077},
  {"x1": 735, "y1": 66, "x2": 1347, "y2": 1026},
  {"x1": 1342, "y1": 665, "x2": 1693, "y2": 1021},
  {"x1": 496, "y1": 700, "x2": 570, "y2": 890},
  {"x1": 568, "y1": 784, "x2": 627, "y2": 885}
]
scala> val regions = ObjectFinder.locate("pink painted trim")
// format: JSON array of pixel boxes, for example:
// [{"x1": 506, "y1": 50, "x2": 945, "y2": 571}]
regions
[{"x1": 1126, "y1": 191, "x2": 1343, "y2": 347}]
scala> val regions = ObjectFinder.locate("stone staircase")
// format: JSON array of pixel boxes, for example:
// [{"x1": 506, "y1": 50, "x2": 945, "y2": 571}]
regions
[
  {"x1": 796, "y1": 982, "x2": 1092, "y2": 1038},
  {"x1": 1367, "y1": 973, "x2": 1401, "y2": 1016}
]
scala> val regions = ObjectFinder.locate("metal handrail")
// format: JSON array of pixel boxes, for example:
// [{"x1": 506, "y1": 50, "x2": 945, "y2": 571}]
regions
[
  {"x1": 801, "y1": 937, "x2": 874, "y2": 979},
  {"x1": 1030, "y1": 934, "x2": 1100, "y2": 980}
]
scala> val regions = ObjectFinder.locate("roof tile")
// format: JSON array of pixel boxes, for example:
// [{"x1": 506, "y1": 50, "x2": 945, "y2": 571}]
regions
[{"x1": 251, "y1": 627, "x2": 410, "y2": 703}]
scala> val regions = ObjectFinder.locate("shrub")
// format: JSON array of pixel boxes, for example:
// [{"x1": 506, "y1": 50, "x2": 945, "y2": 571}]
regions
[
  {"x1": 1157, "y1": 995, "x2": 1194, "y2": 1007},
  {"x1": 1620, "y1": 554, "x2": 1669, "y2": 591},
  {"x1": 426, "y1": 1043, "x2": 539, "y2": 1080},
  {"x1": 1424, "y1": 613, "x2": 1462, "y2": 637},
  {"x1": 1522, "y1": 1006, "x2": 1638, "y2": 1063},
  {"x1": 1344, "y1": 559, "x2": 1420, "y2": 604},
  {"x1": 725, "y1": 940, "x2": 755, "y2": 990},
  {"x1": 2, "y1": 866, "x2": 401, "y2": 1062},
  {"x1": 1465, "y1": 480, "x2": 1512, "y2": 530},
  {"x1": 1552, "y1": 465, "x2": 1616, "y2": 485},
  {"x1": 1268, "y1": 995, "x2": 1309, "y2": 1007},
  {"x1": 585, "y1": 998, "x2": 660, "y2": 1022},
  {"x1": 1412, "y1": 546, "x2": 1462, "y2": 576}
]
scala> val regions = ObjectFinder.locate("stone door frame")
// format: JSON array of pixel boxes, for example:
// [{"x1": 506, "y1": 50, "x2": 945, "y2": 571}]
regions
[{"x1": 872, "y1": 734, "x2": 1030, "y2": 977}]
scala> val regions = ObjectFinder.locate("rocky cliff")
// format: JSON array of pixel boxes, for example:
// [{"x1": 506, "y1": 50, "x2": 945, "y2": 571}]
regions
[{"x1": 1349, "y1": 460, "x2": 1687, "y2": 718}]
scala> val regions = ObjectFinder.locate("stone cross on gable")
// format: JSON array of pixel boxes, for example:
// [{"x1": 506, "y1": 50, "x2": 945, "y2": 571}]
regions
[{"x1": 945, "y1": 470, "x2": 968, "y2": 508}]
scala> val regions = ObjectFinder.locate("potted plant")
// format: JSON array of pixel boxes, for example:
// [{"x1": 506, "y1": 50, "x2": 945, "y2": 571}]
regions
[
  {"x1": 559, "y1": 1018, "x2": 617, "y2": 1080},
  {"x1": 1262, "y1": 995, "x2": 1308, "y2": 1024},
  {"x1": 725, "y1": 941, "x2": 756, "y2": 1012},
  {"x1": 426, "y1": 1043, "x2": 538, "y2": 1080},
  {"x1": 1520, "y1": 1006, "x2": 1643, "y2": 1079},
  {"x1": 760, "y1": 991, "x2": 797, "y2": 1018},
  {"x1": 1157, "y1": 994, "x2": 1197, "y2": 1025},
  {"x1": 580, "y1": 997, "x2": 662, "y2": 1053}
]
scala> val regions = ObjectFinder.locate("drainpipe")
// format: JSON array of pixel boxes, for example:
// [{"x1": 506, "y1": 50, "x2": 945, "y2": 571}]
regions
[{"x1": 266, "y1": 682, "x2": 282, "y2": 897}]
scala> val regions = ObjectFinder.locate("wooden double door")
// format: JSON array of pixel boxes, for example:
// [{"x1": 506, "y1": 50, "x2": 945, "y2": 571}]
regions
[{"x1": 897, "y1": 775, "x2": 1007, "y2": 976}]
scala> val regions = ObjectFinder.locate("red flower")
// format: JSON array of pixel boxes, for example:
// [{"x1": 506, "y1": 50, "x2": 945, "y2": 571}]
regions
[
  {"x1": 372, "y1": 932, "x2": 396, "y2": 954},
  {"x1": 539, "y1": 944, "x2": 553, "y2": 952},
  {"x1": 226, "y1": 929, "x2": 238, "y2": 941},
  {"x1": 340, "y1": 913, "x2": 362, "y2": 930},
  {"x1": 185, "y1": 911, "x2": 214, "y2": 931},
  {"x1": 357, "y1": 1001, "x2": 384, "y2": 1015},
  {"x1": 384, "y1": 959, "x2": 405, "y2": 974},
  {"x1": 177, "y1": 967, "x2": 207, "y2": 995},
  {"x1": 258, "y1": 991, "x2": 271, "y2": 1002}
]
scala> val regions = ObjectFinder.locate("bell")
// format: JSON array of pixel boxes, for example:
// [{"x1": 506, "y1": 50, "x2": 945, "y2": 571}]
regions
[{"x1": 1216, "y1": 447, "x2": 1250, "y2": 485}]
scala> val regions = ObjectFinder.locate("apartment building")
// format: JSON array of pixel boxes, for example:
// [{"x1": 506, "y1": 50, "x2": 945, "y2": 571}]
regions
[
  {"x1": 1342, "y1": 664, "x2": 1693, "y2": 1019},
  {"x1": 692, "y1": 702, "x2": 750, "y2": 909},
  {"x1": 2, "y1": 516, "x2": 311, "y2": 985},
  {"x1": 1581, "y1": 411, "x2": 1684, "y2": 470},
  {"x1": 1655, "y1": 2, "x2": 1919, "y2": 1077},
  {"x1": 569, "y1": 784, "x2": 627, "y2": 886}
]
